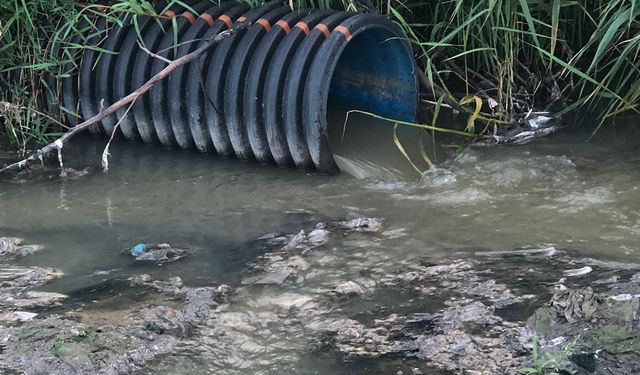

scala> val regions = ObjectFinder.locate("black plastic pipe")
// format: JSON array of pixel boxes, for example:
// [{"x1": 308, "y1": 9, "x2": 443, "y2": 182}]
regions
[
  {"x1": 112, "y1": 6, "x2": 168, "y2": 140},
  {"x1": 48, "y1": 1, "x2": 418, "y2": 174},
  {"x1": 262, "y1": 9, "x2": 333, "y2": 165},
  {"x1": 204, "y1": 2, "x2": 282, "y2": 156},
  {"x1": 243, "y1": 9, "x2": 315, "y2": 163},
  {"x1": 61, "y1": 17, "x2": 92, "y2": 127},
  {"x1": 224, "y1": 6, "x2": 292, "y2": 160},
  {"x1": 149, "y1": 1, "x2": 214, "y2": 147},
  {"x1": 304, "y1": 14, "x2": 418, "y2": 172},
  {"x1": 183, "y1": 3, "x2": 250, "y2": 153},
  {"x1": 167, "y1": 1, "x2": 239, "y2": 150},
  {"x1": 79, "y1": 15, "x2": 109, "y2": 135},
  {"x1": 282, "y1": 12, "x2": 355, "y2": 169},
  {"x1": 95, "y1": 14, "x2": 135, "y2": 136}
]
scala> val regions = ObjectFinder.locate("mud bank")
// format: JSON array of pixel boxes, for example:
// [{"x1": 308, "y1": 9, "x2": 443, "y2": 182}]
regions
[
  {"x1": 1, "y1": 222, "x2": 640, "y2": 374},
  {"x1": 0, "y1": 272, "x2": 229, "y2": 374}
]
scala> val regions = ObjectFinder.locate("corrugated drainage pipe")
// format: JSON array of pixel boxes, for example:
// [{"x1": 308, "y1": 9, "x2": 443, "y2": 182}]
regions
[{"x1": 56, "y1": 1, "x2": 418, "y2": 174}]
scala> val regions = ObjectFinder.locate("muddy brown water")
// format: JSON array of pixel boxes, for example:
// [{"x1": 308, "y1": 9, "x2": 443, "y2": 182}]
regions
[{"x1": 1, "y1": 117, "x2": 640, "y2": 373}]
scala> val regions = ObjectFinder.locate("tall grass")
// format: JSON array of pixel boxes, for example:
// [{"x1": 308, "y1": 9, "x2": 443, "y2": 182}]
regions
[
  {"x1": 0, "y1": 0, "x2": 188, "y2": 150},
  {"x1": 389, "y1": 0, "x2": 640, "y2": 132}
]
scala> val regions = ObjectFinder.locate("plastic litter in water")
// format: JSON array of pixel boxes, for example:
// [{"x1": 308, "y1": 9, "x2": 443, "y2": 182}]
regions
[
  {"x1": 130, "y1": 244, "x2": 149, "y2": 257},
  {"x1": 562, "y1": 266, "x2": 593, "y2": 277},
  {"x1": 15, "y1": 311, "x2": 37, "y2": 321}
]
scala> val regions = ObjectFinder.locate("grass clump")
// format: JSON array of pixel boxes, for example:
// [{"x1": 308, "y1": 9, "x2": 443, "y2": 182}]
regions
[
  {"x1": 0, "y1": 0, "x2": 181, "y2": 150},
  {"x1": 388, "y1": 0, "x2": 640, "y2": 132}
]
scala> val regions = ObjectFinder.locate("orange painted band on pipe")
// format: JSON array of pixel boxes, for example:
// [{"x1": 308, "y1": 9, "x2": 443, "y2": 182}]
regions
[
  {"x1": 181, "y1": 11, "x2": 196, "y2": 24},
  {"x1": 237, "y1": 16, "x2": 247, "y2": 22},
  {"x1": 334, "y1": 25, "x2": 352, "y2": 41},
  {"x1": 275, "y1": 20, "x2": 290, "y2": 33},
  {"x1": 256, "y1": 18, "x2": 271, "y2": 32},
  {"x1": 200, "y1": 13, "x2": 215, "y2": 26},
  {"x1": 218, "y1": 14, "x2": 233, "y2": 28},
  {"x1": 315, "y1": 23, "x2": 330, "y2": 38},
  {"x1": 294, "y1": 22, "x2": 310, "y2": 35},
  {"x1": 164, "y1": 10, "x2": 176, "y2": 18}
]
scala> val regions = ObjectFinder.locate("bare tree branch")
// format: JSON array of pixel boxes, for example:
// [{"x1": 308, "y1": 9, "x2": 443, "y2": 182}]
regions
[
  {"x1": 0, "y1": 21, "x2": 251, "y2": 174},
  {"x1": 137, "y1": 40, "x2": 172, "y2": 64}
]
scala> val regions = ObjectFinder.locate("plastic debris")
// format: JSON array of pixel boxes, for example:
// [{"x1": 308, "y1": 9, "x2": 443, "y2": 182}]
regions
[
  {"x1": 563, "y1": 266, "x2": 593, "y2": 277},
  {"x1": 475, "y1": 246, "x2": 558, "y2": 258},
  {"x1": 131, "y1": 244, "x2": 189, "y2": 264},
  {"x1": 131, "y1": 244, "x2": 149, "y2": 257}
]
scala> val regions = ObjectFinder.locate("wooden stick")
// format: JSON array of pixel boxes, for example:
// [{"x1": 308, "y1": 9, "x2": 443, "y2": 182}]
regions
[{"x1": 0, "y1": 21, "x2": 250, "y2": 174}]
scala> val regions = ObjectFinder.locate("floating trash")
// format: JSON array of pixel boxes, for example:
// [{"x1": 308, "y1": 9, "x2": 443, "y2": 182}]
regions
[
  {"x1": 563, "y1": 266, "x2": 593, "y2": 277},
  {"x1": 130, "y1": 243, "x2": 190, "y2": 264}
]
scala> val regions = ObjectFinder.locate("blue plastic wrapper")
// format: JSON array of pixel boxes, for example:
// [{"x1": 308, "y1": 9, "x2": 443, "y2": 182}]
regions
[{"x1": 130, "y1": 243, "x2": 148, "y2": 257}]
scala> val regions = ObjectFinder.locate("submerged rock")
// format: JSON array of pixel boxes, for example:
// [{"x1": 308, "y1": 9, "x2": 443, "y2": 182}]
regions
[
  {"x1": 563, "y1": 266, "x2": 593, "y2": 277},
  {"x1": 257, "y1": 224, "x2": 331, "y2": 254},
  {"x1": 242, "y1": 266, "x2": 292, "y2": 285},
  {"x1": 475, "y1": 246, "x2": 559, "y2": 258},
  {"x1": 334, "y1": 281, "x2": 367, "y2": 296},
  {"x1": 254, "y1": 217, "x2": 384, "y2": 256},
  {"x1": 0, "y1": 291, "x2": 67, "y2": 309},
  {"x1": 0, "y1": 266, "x2": 64, "y2": 289},
  {"x1": 0, "y1": 317, "x2": 177, "y2": 375},
  {"x1": 0, "y1": 311, "x2": 37, "y2": 326},
  {"x1": 333, "y1": 217, "x2": 384, "y2": 233},
  {"x1": 0, "y1": 237, "x2": 22, "y2": 254},
  {"x1": 0, "y1": 266, "x2": 66, "y2": 312},
  {"x1": 129, "y1": 274, "x2": 185, "y2": 295},
  {"x1": 306, "y1": 224, "x2": 331, "y2": 247},
  {"x1": 138, "y1": 285, "x2": 226, "y2": 337},
  {"x1": 0, "y1": 274, "x2": 230, "y2": 374},
  {"x1": 0, "y1": 237, "x2": 43, "y2": 258}
]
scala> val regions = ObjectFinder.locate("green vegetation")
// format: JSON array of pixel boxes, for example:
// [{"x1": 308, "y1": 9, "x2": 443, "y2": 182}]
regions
[
  {"x1": 393, "y1": 0, "x2": 640, "y2": 133},
  {"x1": 0, "y1": 0, "x2": 177, "y2": 148},
  {"x1": 519, "y1": 335, "x2": 578, "y2": 375},
  {"x1": 1, "y1": 0, "x2": 639, "y2": 148}
]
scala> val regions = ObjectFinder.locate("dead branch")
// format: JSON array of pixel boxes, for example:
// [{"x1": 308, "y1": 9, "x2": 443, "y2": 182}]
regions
[
  {"x1": 0, "y1": 21, "x2": 251, "y2": 174},
  {"x1": 137, "y1": 40, "x2": 172, "y2": 64}
]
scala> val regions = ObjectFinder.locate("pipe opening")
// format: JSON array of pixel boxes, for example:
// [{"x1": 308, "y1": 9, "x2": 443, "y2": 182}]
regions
[
  {"x1": 329, "y1": 27, "x2": 417, "y2": 121},
  {"x1": 326, "y1": 26, "x2": 434, "y2": 178}
]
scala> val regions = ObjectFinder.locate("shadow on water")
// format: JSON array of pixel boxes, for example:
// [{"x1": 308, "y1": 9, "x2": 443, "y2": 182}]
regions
[
  {"x1": 297, "y1": 351, "x2": 452, "y2": 375},
  {"x1": 335, "y1": 286, "x2": 446, "y2": 326}
]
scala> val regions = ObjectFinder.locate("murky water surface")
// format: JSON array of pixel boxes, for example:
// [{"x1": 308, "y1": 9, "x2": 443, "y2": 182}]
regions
[{"x1": 1, "y1": 119, "x2": 640, "y2": 373}]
